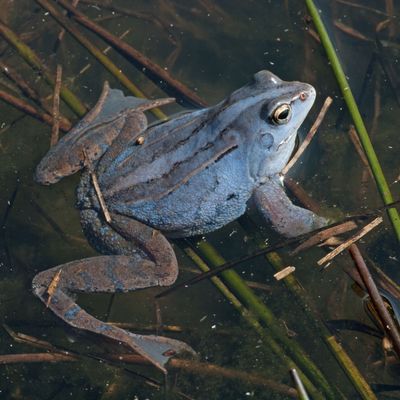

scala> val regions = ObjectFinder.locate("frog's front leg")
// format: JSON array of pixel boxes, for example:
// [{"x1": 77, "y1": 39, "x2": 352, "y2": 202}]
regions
[
  {"x1": 32, "y1": 216, "x2": 192, "y2": 373},
  {"x1": 253, "y1": 175, "x2": 328, "y2": 237}
]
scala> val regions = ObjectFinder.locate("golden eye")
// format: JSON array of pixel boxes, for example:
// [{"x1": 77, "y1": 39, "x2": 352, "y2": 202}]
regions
[{"x1": 272, "y1": 104, "x2": 291, "y2": 124}]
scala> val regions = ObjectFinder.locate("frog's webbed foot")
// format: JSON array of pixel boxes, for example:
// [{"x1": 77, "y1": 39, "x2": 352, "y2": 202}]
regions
[
  {"x1": 35, "y1": 82, "x2": 174, "y2": 185},
  {"x1": 253, "y1": 176, "x2": 328, "y2": 238},
  {"x1": 32, "y1": 219, "x2": 192, "y2": 372}
]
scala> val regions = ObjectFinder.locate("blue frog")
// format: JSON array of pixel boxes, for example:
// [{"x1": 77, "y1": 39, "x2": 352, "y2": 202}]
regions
[{"x1": 33, "y1": 71, "x2": 326, "y2": 371}]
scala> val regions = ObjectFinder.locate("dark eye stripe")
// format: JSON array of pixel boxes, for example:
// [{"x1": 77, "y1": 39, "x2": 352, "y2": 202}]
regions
[{"x1": 259, "y1": 103, "x2": 270, "y2": 122}]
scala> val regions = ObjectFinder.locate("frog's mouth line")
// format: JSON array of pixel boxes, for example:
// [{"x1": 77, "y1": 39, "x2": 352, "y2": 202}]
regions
[{"x1": 277, "y1": 131, "x2": 296, "y2": 150}]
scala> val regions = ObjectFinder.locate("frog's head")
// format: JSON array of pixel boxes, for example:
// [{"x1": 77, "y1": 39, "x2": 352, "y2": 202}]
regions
[{"x1": 226, "y1": 70, "x2": 316, "y2": 179}]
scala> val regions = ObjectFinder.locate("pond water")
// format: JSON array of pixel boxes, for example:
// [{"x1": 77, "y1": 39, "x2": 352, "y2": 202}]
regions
[{"x1": 0, "y1": 0, "x2": 399, "y2": 399}]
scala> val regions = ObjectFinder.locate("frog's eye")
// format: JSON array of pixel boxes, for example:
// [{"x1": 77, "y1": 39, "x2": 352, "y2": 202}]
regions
[{"x1": 272, "y1": 104, "x2": 291, "y2": 125}]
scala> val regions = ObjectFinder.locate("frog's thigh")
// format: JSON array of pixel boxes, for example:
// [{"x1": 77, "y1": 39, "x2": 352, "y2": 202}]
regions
[
  {"x1": 97, "y1": 110, "x2": 147, "y2": 172},
  {"x1": 33, "y1": 255, "x2": 173, "y2": 295},
  {"x1": 253, "y1": 176, "x2": 327, "y2": 237},
  {"x1": 80, "y1": 209, "x2": 178, "y2": 286}
]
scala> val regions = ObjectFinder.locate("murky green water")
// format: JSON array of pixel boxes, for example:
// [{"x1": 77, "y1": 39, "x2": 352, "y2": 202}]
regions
[{"x1": 1, "y1": 0, "x2": 399, "y2": 399}]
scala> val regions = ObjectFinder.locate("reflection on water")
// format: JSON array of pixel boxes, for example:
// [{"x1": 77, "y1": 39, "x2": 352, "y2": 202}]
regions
[{"x1": 0, "y1": 0, "x2": 399, "y2": 398}]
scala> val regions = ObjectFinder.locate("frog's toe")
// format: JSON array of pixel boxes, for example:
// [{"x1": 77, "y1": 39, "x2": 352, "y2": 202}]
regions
[{"x1": 126, "y1": 332, "x2": 196, "y2": 367}]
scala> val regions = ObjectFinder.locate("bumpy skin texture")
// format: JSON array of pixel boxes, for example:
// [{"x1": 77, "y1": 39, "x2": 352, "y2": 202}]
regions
[
  {"x1": 76, "y1": 70, "x2": 322, "y2": 238},
  {"x1": 33, "y1": 71, "x2": 327, "y2": 371}
]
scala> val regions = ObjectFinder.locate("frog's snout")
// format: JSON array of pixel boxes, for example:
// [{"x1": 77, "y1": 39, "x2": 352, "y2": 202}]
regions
[
  {"x1": 298, "y1": 84, "x2": 316, "y2": 103},
  {"x1": 299, "y1": 92, "x2": 308, "y2": 101},
  {"x1": 34, "y1": 162, "x2": 59, "y2": 186},
  {"x1": 34, "y1": 168, "x2": 52, "y2": 185}
]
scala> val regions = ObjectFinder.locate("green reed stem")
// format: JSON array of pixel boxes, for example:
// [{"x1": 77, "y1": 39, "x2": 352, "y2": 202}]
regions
[
  {"x1": 196, "y1": 240, "x2": 337, "y2": 399},
  {"x1": 267, "y1": 251, "x2": 373, "y2": 399},
  {"x1": 327, "y1": 336, "x2": 378, "y2": 400},
  {"x1": 305, "y1": 0, "x2": 400, "y2": 242},
  {"x1": 0, "y1": 20, "x2": 86, "y2": 116},
  {"x1": 184, "y1": 246, "x2": 321, "y2": 398},
  {"x1": 240, "y1": 214, "x2": 374, "y2": 399},
  {"x1": 35, "y1": 0, "x2": 167, "y2": 120}
]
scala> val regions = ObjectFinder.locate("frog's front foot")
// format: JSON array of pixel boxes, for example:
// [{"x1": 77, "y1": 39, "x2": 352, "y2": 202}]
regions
[
  {"x1": 32, "y1": 220, "x2": 194, "y2": 372},
  {"x1": 254, "y1": 176, "x2": 328, "y2": 237}
]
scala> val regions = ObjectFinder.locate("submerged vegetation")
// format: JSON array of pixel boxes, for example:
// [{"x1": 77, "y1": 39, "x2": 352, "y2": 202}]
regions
[{"x1": 0, "y1": 0, "x2": 399, "y2": 399}]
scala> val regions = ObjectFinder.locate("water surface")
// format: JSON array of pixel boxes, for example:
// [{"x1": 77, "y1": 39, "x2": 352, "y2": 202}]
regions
[{"x1": 0, "y1": 0, "x2": 399, "y2": 399}]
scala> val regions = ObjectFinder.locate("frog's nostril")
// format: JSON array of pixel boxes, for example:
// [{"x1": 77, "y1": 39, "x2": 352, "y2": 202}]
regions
[{"x1": 299, "y1": 92, "x2": 307, "y2": 101}]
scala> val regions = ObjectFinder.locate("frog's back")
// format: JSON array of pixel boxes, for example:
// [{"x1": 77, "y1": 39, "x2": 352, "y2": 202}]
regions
[
  {"x1": 98, "y1": 103, "x2": 241, "y2": 200},
  {"x1": 96, "y1": 108, "x2": 255, "y2": 237},
  {"x1": 78, "y1": 70, "x2": 311, "y2": 237},
  {"x1": 109, "y1": 144, "x2": 254, "y2": 237}
]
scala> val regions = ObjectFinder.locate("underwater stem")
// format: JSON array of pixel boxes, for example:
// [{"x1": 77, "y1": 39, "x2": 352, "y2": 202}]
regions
[
  {"x1": 0, "y1": 20, "x2": 86, "y2": 116},
  {"x1": 196, "y1": 240, "x2": 337, "y2": 399},
  {"x1": 305, "y1": 0, "x2": 400, "y2": 242},
  {"x1": 34, "y1": 0, "x2": 167, "y2": 120},
  {"x1": 184, "y1": 246, "x2": 322, "y2": 399}
]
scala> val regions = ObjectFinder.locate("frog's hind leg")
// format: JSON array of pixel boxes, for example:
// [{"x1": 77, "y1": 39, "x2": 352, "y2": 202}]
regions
[
  {"x1": 35, "y1": 82, "x2": 174, "y2": 185},
  {"x1": 32, "y1": 212, "x2": 191, "y2": 372}
]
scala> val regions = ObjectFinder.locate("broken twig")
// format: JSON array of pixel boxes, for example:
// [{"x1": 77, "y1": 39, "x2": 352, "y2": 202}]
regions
[
  {"x1": 0, "y1": 89, "x2": 71, "y2": 131},
  {"x1": 169, "y1": 359, "x2": 298, "y2": 397},
  {"x1": 46, "y1": 269, "x2": 62, "y2": 307},
  {"x1": 0, "y1": 20, "x2": 86, "y2": 116},
  {"x1": 291, "y1": 220, "x2": 357, "y2": 255},
  {"x1": 336, "y1": 0, "x2": 389, "y2": 17},
  {"x1": 0, "y1": 351, "x2": 297, "y2": 397},
  {"x1": 348, "y1": 125, "x2": 373, "y2": 179},
  {"x1": 334, "y1": 20, "x2": 370, "y2": 42},
  {"x1": 317, "y1": 217, "x2": 382, "y2": 266},
  {"x1": 57, "y1": 0, "x2": 80, "y2": 43},
  {"x1": 0, "y1": 60, "x2": 71, "y2": 129},
  {"x1": 274, "y1": 266, "x2": 296, "y2": 281},
  {"x1": 0, "y1": 352, "x2": 75, "y2": 364},
  {"x1": 282, "y1": 96, "x2": 332, "y2": 175},
  {"x1": 284, "y1": 177, "x2": 321, "y2": 213},
  {"x1": 1, "y1": 60, "x2": 44, "y2": 107},
  {"x1": 349, "y1": 244, "x2": 400, "y2": 358},
  {"x1": 76, "y1": 29, "x2": 131, "y2": 79},
  {"x1": 57, "y1": 0, "x2": 206, "y2": 107},
  {"x1": 50, "y1": 65, "x2": 62, "y2": 146},
  {"x1": 35, "y1": 0, "x2": 166, "y2": 120},
  {"x1": 90, "y1": 169, "x2": 111, "y2": 223}
]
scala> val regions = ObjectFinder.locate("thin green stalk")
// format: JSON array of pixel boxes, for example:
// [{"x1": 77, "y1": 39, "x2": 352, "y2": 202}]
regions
[
  {"x1": 0, "y1": 20, "x2": 86, "y2": 116},
  {"x1": 56, "y1": 0, "x2": 207, "y2": 108},
  {"x1": 196, "y1": 240, "x2": 337, "y2": 399},
  {"x1": 240, "y1": 215, "x2": 372, "y2": 399},
  {"x1": 305, "y1": 0, "x2": 400, "y2": 241},
  {"x1": 35, "y1": 0, "x2": 166, "y2": 120},
  {"x1": 184, "y1": 247, "x2": 322, "y2": 399},
  {"x1": 267, "y1": 252, "x2": 374, "y2": 399},
  {"x1": 326, "y1": 336, "x2": 378, "y2": 400}
]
